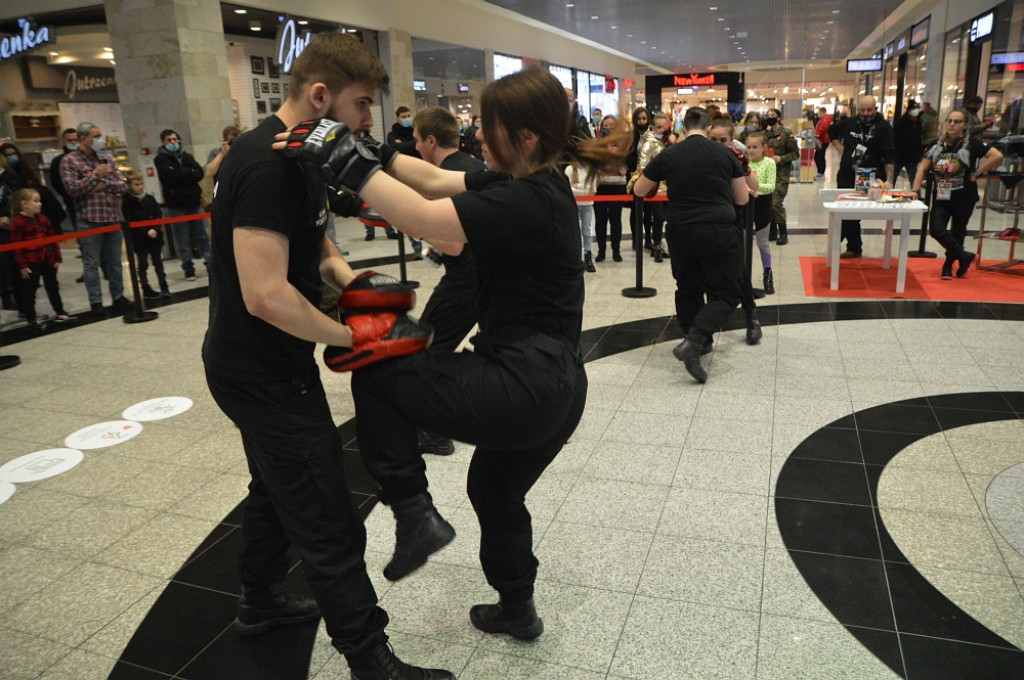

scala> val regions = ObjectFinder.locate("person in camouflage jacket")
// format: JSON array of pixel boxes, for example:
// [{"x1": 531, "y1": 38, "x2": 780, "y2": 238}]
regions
[{"x1": 762, "y1": 108, "x2": 799, "y2": 244}]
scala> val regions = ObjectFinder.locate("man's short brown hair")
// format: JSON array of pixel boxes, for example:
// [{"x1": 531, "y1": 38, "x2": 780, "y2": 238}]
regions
[
  {"x1": 413, "y1": 107, "x2": 459, "y2": 149},
  {"x1": 288, "y1": 33, "x2": 390, "y2": 100}
]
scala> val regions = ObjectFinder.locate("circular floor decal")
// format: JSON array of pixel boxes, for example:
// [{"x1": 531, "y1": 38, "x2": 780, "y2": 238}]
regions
[
  {"x1": 64, "y1": 420, "x2": 143, "y2": 450},
  {"x1": 122, "y1": 396, "x2": 194, "y2": 422},
  {"x1": 0, "y1": 448, "x2": 84, "y2": 483},
  {"x1": 0, "y1": 481, "x2": 14, "y2": 506}
]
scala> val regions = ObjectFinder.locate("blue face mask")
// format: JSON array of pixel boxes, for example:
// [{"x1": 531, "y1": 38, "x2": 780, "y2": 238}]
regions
[
  {"x1": 6, "y1": 155, "x2": 18, "y2": 166},
  {"x1": 400, "y1": 118, "x2": 413, "y2": 128},
  {"x1": 165, "y1": 143, "x2": 180, "y2": 153},
  {"x1": 66, "y1": 144, "x2": 78, "y2": 152}
]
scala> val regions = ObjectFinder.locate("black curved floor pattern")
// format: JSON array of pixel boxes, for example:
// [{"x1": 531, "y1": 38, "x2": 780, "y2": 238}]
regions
[{"x1": 107, "y1": 300, "x2": 1024, "y2": 679}]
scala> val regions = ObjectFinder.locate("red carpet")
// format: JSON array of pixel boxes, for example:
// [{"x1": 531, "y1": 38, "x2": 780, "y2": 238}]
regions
[{"x1": 799, "y1": 256, "x2": 1024, "y2": 302}]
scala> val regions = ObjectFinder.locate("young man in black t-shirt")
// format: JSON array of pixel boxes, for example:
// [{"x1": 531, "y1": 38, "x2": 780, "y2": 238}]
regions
[
  {"x1": 634, "y1": 107, "x2": 750, "y2": 383},
  {"x1": 202, "y1": 33, "x2": 452, "y2": 680}
]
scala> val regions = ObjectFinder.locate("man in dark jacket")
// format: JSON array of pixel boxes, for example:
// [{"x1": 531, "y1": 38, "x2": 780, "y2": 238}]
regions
[
  {"x1": 385, "y1": 107, "x2": 422, "y2": 255},
  {"x1": 48, "y1": 128, "x2": 80, "y2": 232},
  {"x1": 154, "y1": 129, "x2": 211, "y2": 280},
  {"x1": 829, "y1": 96, "x2": 895, "y2": 258},
  {"x1": 892, "y1": 101, "x2": 923, "y2": 188}
]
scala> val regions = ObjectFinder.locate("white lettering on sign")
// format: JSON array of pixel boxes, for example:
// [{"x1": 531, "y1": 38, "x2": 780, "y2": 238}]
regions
[
  {"x1": 275, "y1": 18, "x2": 313, "y2": 74},
  {"x1": 64, "y1": 70, "x2": 117, "y2": 99},
  {"x1": 971, "y1": 12, "x2": 994, "y2": 43},
  {"x1": 0, "y1": 18, "x2": 55, "y2": 63}
]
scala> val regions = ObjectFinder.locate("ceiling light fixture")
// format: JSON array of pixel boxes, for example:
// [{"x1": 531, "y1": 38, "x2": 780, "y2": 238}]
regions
[
  {"x1": 234, "y1": 8, "x2": 247, "y2": 14},
  {"x1": 297, "y1": 20, "x2": 308, "y2": 25},
  {"x1": 591, "y1": 15, "x2": 599, "y2": 20},
  {"x1": 249, "y1": 20, "x2": 260, "y2": 31}
]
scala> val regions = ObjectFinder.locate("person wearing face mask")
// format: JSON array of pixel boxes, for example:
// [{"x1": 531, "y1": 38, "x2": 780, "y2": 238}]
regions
[
  {"x1": 963, "y1": 96, "x2": 985, "y2": 146},
  {"x1": 49, "y1": 128, "x2": 80, "y2": 230},
  {"x1": 627, "y1": 113, "x2": 672, "y2": 261},
  {"x1": 1, "y1": 142, "x2": 67, "y2": 234},
  {"x1": 828, "y1": 95, "x2": 896, "y2": 258},
  {"x1": 154, "y1": 129, "x2": 211, "y2": 281},
  {"x1": 461, "y1": 114, "x2": 484, "y2": 161},
  {"x1": 892, "y1": 101, "x2": 924, "y2": 189},
  {"x1": 60, "y1": 121, "x2": 132, "y2": 316},
  {"x1": 736, "y1": 111, "x2": 761, "y2": 146},
  {"x1": 761, "y1": 108, "x2": 799, "y2": 245},
  {"x1": 593, "y1": 114, "x2": 628, "y2": 263},
  {"x1": 386, "y1": 107, "x2": 424, "y2": 256},
  {"x1": 590, "y1": 107, "x2": 603, "y2": 137},
  {"x1": 625, "y1": 107, "x2": 651, "y2": 251}
]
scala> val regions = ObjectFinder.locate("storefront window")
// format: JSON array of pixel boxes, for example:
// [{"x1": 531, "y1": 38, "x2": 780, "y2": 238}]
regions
[
  {"x1": 904, "y1": 43, "x2": 928, "y2": 107},
  {"x1": 983, "y1": 0, "x2": 1024, "y2": 137},
  {"x1": 940, "y1": 27, "x2": 967, "y2": 115}
]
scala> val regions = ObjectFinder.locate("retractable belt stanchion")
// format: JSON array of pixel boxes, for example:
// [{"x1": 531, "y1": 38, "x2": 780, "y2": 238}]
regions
[
  {"x1": 120, "y1": 221, "x2": 158, "y2": 324},
  {"x1": 394, "y1": 235, "x2": 419, "y2": 290},
  {"x1": 909, "y1": 174, "x2": 938, "y2": 259},
  {"x1": 746, "y1": 200, "x2": 765, "y2": 298},
  {"x1": 0, "y1": 345, "x2": 20, "y2": 370},
  {"x1": 621, "y1": 195, "x2": 657, "y2": 298}
]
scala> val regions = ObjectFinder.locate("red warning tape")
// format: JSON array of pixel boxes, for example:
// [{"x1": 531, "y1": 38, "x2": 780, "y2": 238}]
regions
[{"x1": 0, "y1": 212, "x2": 212, "y2": 253}]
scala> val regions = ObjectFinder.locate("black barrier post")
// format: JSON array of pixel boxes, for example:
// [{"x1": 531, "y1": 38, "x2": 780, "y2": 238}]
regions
[
  {"x1": 395, "y1": 234, "x2": 420, "y2": 289},
  {"x1": 622, "y1": 196, "x2": 657, "y2": 298},
  {"x1": 120, "y1": 222, "x2": 159, "y2": 324},
  {"x1": 746, "y1": 200, "x2": 766, "y2": 298},
  {"x1": 0, "y1": 350, "x2": 20, "y2": 370},
  {"x1": 909, "y1": 175, "x2": 938, "y2": 259}
]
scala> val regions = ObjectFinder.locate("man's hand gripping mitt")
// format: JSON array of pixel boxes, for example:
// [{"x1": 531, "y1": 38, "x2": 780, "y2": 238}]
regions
[
  {"x1": 323, "y1": 312, "x2": 433, "y2": 372},
  {"x1": 282, "y1": 118, "x2": 382, "y2": 193}
]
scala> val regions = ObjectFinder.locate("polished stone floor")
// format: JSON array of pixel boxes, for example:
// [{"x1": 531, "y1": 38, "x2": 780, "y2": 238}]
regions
[{"x1": 0, "y1": 181, "x2": 1022, "y2": 679}]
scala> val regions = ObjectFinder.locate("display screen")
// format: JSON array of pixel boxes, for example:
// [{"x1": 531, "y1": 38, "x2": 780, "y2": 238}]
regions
[{"x1": 970, "y1": 11, "x2": 994, "y2": 43}]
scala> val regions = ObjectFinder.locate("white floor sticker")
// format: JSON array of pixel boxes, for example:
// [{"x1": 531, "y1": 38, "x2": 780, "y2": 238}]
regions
[
  {"x1": 0, "y1": 481, "x2": 14, "y2": 506},
  {"x1": 122, "y1": 396, "x2": 194, "y2": 422},
  {"x1": 64, "y1": 421, "x2": 143, "y2": 450},
  {"x1": 0, "y1": 448, "x2": 84, "y2": 483}
]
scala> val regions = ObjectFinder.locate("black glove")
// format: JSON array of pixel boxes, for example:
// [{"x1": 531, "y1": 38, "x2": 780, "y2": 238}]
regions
[
  {"x1": 282, "y1": 118, "x2": 382, "y2": 192},
  {"x1": 327, "y1": 187, "x2": 362, "y2": 217},
  {"x1": 358, "y1": 133, "x2": 399, "y2": 170}
]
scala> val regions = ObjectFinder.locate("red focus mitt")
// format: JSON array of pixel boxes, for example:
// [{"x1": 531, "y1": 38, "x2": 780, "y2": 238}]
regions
[
  {"x1": 324, "y1": 311, "x2": 433, "y2": 372},
  {"x1": 356, "y1": 203, "x2": 391, "y2": 228},
  {"x1": 340, "y1": 270, "x2": 415, "y2": 313}
]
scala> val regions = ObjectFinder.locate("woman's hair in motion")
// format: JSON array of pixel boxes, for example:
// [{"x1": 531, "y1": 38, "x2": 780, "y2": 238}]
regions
[{"x1": 480, "y1": 68, "x2": 630, "y2": 175}]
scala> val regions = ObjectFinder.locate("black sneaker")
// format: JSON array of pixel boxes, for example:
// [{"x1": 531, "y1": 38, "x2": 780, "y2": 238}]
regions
[
  {"x1": 364, "y1": 233, "x2": 375, "y2": 241},
  {"x1": 417, "y1": 430, "x2": 455, "y2": 456},
  {"x1": 234, "y1": 588, "x2": 320, "y2": 637},
  {"x1": 112, "y1": 297, "x2": 133, "y2": 312},
  {"x1": 142, "y1": 286, "x2": 160, "y2": 300},
  {"x1": 91, "y1": 302, "x2": 107, "y2": 318},
  {"x1": 469, "y1": 598, "x2": 544, "y2": 641},
  {"x1": 956, "y1": 252, "x2": 976, "y2": 278}
]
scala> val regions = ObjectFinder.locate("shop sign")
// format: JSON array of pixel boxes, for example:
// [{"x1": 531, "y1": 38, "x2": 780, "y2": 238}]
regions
[
  {"x1": 674, "y1": 73, "x2": 714, "y2": 87},
  {"x1": 847, "y1": 59, "x2": 883, "y2": 72},
  {"x1": 274, "y1": 17, "x2": 313, "y2": 74},
  {"x1": 970, "y1": 11, "x2": 994, "y2": 44},
  {"x1": 911, "y1": 16, "x2": 930, "y2": 48},
  {"x1": 0, "y1": 17, "x2": 55, "y2": 64},
  {"x1": 64, "y1": 69, "x2": 117, "y2": 99}
]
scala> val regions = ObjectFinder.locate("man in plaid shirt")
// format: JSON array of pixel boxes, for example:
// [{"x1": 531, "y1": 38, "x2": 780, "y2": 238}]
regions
[{"x1": 60, "y1": 121, "x2": 132, "y2": 316}]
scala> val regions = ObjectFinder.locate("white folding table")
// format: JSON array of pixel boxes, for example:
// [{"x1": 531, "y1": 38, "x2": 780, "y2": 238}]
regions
[{"x1": 819, "y1": 196, "x2": 928, "y2": 293}]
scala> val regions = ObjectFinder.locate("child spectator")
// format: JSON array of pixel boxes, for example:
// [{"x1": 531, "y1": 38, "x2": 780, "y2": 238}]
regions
[
  {"x1": 122, "y1": 171, "x2": 170, "y2": 300},
  {"x1": 745, "y1": 132, "x2": 778, "y2": 294},
  {"x1": 565, "y1": 160, "x2": 598, "y2": 272},
  {"x1": 10, "y1": 188, "x2": 70, "y2": 331}
]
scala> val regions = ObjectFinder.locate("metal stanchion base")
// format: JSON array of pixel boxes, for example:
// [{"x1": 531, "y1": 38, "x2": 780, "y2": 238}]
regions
[
  {"x1": 907, "y1": 250, "x2": 938, "y2": 258},
  {"x1": 622, "y1": 286, "x2": 657, "y2": 298},
  {"x1": 752, "y1": 287, "x2": 766, "y2": 299},
  {"x1": 124, "y1": 311, "x2": 159, "y2": 324},
  {"x1": 0, "y1": 355, "x2": 21, "y2": 370}
]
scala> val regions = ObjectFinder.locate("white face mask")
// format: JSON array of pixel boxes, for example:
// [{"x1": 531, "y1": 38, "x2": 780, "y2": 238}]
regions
[{"x1": 908, "y1": 109, "x2": 921, "y2": 117}]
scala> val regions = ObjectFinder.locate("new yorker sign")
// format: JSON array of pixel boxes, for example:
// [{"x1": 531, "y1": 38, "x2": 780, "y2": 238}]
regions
[
  {"x1": 674, "y1": 73, "x2": 715, "y2": 87},
  {"x1": 0, "y1": 17, "x2": 55, "y2": 64}
]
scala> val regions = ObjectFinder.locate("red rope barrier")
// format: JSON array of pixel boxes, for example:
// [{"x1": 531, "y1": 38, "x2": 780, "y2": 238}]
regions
[{"x1": 0, "y1": 212, "x2": 212, "y2": 253}]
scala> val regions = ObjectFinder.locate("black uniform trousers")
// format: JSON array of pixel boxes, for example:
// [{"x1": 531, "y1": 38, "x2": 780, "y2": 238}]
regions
[
  {"x1": 351, "y1": 332, "x2": 587, "y2": 601},
  {"x1": 836, "y1": 167, "x2": 864, "y2": 254},
  {"x1": 205, "y1": 364, "x2": 388, "y2": 655},
  {"x1": 419, "y1": 252, "x2": 479, "y2": 353},
  {"x1": 665, "y1": 222, "x2": 744, "y2": 339},
  {"x1": 593, "y1": 184, "x2": 625, "y2": 255},
  {"x1": 19, "y1": 262, "x2": 65, "y2": 323},
  {"x1": 929, "y1": 189, "x2": 979, "y2": 257},
  {"x1": 132, "y1": 232, "x2": 168, "y2": 290}
]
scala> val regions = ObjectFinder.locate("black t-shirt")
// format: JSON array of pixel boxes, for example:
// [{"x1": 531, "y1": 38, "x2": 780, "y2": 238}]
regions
[
  {"x1": 452, "y1": 168, "x2": 583, "y2": 346},
  {"x1": 438, "y1": 150, "x2": 484, "y2": 274},
  {"x1": 924, "y1": 136, "x2": 989, "y2": 202},
  {"x1": 642, "y1": 135, "x2": 743, "y2": 226},
  {"x1": 203, "y1": 116, "x2": 330, "y2": 380},
  {"x1": 829, "y1": 114, "x2": 896, "y2": 180}
]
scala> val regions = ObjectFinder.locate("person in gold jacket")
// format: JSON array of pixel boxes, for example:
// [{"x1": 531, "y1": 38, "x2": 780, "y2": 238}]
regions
[
  {"x1": 762, "y1": 108, "x2": 799, "y2": 244},
  {"x1": 627, "y1": 113, "x2": 675, "y2": 261}
]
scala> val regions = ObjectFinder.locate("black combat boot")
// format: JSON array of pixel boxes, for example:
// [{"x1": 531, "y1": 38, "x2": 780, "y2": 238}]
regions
[
  {"x1": 346, "y1": 637, "x2": 454, "y2": 680},
  {"x1": 745, "y1": 310, "x2": 763, "y2": 345},
  {"x1": 672, "y1": 334, "x2": 709, "y2": 383},
  {"x1": 469, "y1": 597, "x2": 544, "y2": 641},
  {"x1": 763, "y1": 268, "x2": 775, "y2": 295},
  {"x1": 768, "y1": 222, "x2": 778, "y2": 241},
  {"x1": 234, "y1": 585, "x2": 320, "y2": 636},
  {"x1": 383, "y1": 493, "x2": 455, "y2": 581},
  {"x1": 776, "y1": 222, "x2": 789, "y2": 245}
]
